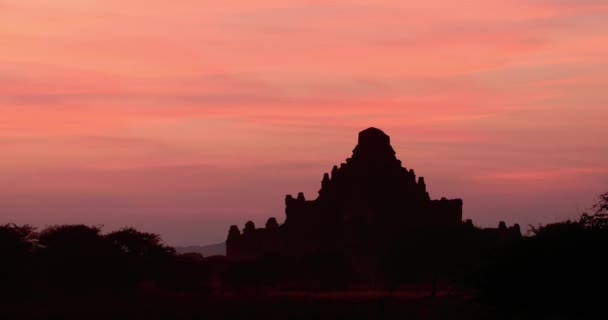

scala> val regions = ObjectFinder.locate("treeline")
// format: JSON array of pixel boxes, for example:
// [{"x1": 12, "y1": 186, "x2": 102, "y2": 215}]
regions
[
  {"x1": 0, "y1": 224, "x2": 176, "y2": 299},
  {"x1": 381, "y1": 193, "x2": 608, "y2": 316},
  {"x1": 480, "y1": 192, "x2": 608, "y2": 316}
]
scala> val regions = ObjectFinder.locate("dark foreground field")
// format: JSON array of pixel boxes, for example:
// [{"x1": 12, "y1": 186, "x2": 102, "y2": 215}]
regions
[
  {"x1": 3, "y1": 289, "x2": 598, "y2": 320},
  {"x1": 0, "y1": 290, "x2": 492, "y2": 320}
]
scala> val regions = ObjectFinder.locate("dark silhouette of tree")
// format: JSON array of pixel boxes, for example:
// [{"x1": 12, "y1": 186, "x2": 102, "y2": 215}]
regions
[
  {"x1": 594, "y1": 192, "x2": 608, "y2": 212},
  {"x1": 106, "y1": 227, "x2": 175, "y2": 258},
  {"x1": 579, "y1": 192, "x2": 608, "y2": 230},
  {"x1": 37, "y1": 225, "x2": 122, "y2": 294},
  {"x1": 0, "y1": 223, "x2": 36, "y2": 260},
  {"x1": 105, "y1": 227, "x2": 175, "y2": 288},
  {"x1": 480, "y1": 192, "x2": 608, "y2": 317},
  {"x1": 0, "y1": 224, "x2": 36, "y2": 298}
]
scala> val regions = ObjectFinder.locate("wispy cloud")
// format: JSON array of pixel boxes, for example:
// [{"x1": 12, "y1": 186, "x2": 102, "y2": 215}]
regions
[{"x1": 471, "y1": 167, "x2": 608, "y2": 181}]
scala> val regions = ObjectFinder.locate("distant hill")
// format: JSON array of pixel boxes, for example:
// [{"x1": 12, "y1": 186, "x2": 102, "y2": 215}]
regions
[{"x1": 174, "y1": 242, "x2": 226, "y2": 257}]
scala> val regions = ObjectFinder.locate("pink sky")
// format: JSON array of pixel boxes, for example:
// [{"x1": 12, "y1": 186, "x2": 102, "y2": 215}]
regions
[{"x1": 1, "y1": 0, "x2": 607, "y2": 245}]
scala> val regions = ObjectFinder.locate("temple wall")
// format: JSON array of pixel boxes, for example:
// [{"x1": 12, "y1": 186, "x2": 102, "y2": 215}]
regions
[
  {"x1": 223, "y1": 128, "x2": 519, "y2": 260},
  {"x1": 428, "y1": 198, "x2": 463, "y2": 227}
]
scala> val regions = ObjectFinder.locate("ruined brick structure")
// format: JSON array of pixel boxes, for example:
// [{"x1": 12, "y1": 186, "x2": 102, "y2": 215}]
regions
[{"x1": 226, "y1": 128, "x2": 518, "y2": 259}]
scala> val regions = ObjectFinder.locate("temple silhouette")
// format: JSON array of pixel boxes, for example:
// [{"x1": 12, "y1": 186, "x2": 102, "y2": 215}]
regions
[{"x1": 227, "y1": 128, "x2": 520, "y2": 260}]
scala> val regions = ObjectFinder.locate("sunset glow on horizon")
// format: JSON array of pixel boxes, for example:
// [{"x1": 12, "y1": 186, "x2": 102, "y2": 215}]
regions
[{"x1": 2, "y1": 0, "x2": 607, "y2": 245}]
